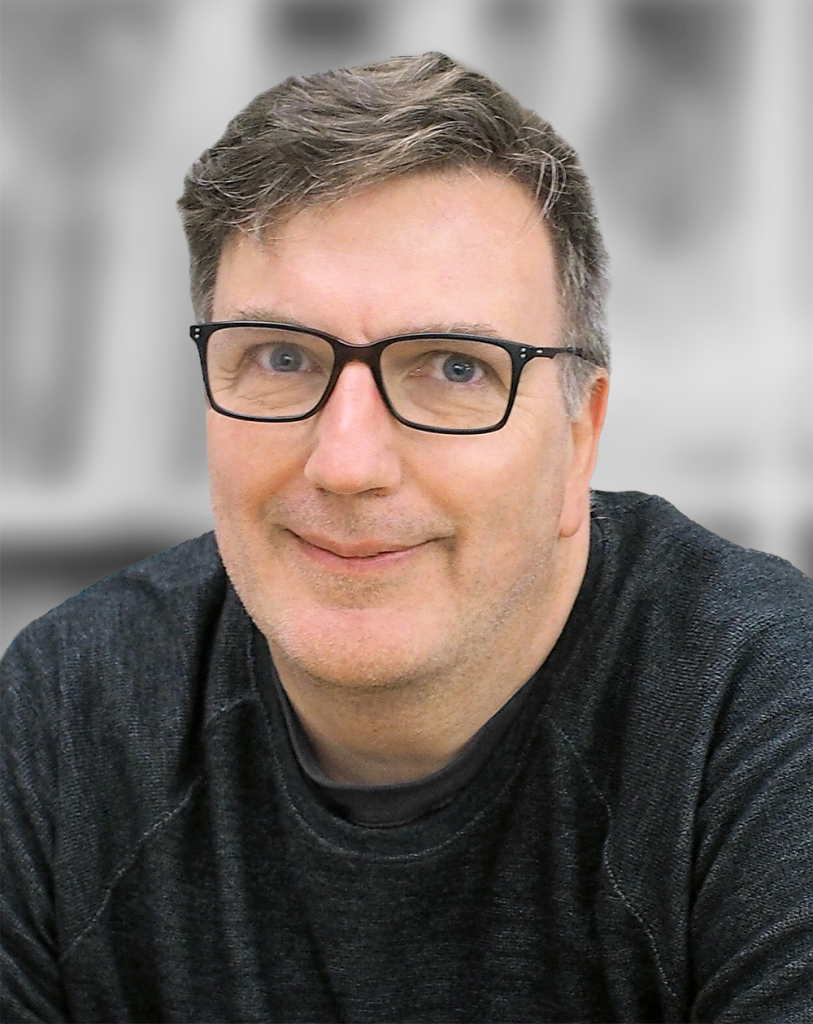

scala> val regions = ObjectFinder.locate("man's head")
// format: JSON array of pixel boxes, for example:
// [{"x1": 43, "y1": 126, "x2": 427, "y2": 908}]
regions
[
  {"x1": 177, "y1": 55, "x2": 610, "y2": 704},
  {"x1": 178, "y1": 52, "x2": 610, "y2": 416}
]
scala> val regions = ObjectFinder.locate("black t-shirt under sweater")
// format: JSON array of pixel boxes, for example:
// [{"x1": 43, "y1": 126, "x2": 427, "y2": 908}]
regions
[{"x1": 2, "y1": 491, "x2": 812, "y2": 1023}]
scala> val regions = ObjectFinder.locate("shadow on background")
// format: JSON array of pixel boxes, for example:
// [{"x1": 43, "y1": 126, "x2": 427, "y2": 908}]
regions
[{"x1": 2, "y1": 0, "x2": 811, "y2": 650}]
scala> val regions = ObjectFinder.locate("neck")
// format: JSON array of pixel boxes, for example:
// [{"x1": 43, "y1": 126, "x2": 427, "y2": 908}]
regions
[{"x1": 269, "y1": 521, "x2": 591, "y2": 786}]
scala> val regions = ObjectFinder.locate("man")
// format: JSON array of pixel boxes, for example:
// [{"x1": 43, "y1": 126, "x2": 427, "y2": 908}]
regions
[{"x1": 2, "y1": 53, "x2": 811, "y2": 1023}]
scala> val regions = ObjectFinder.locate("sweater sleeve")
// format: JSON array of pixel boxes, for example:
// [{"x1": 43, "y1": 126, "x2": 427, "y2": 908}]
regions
[
  {"x1": 1, "y1": 625, "x2": 69, "y2": 1023},
  {"x1": 689, "y1": 609, "x2": 813, "y2": 1022}
]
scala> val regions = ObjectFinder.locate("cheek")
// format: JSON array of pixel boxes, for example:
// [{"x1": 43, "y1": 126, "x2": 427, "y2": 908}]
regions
[
  {"x1": 206, "y1": 414, "x2": 300, "y2": 520},
  {"x1": 207, "y1": 417, "x2": 250, "y2": 517},
  {"x1": 422, "y1": 425, "x2": 565, "y2": 554}
]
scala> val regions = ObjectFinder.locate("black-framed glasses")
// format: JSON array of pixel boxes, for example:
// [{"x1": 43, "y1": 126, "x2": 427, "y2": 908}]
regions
[{"x1": 190, "y1": 321, "x2": 599, "y2": 435}]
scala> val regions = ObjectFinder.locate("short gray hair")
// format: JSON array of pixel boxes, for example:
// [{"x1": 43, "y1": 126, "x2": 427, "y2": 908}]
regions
[{"x1": 178, "y1": 52, "x2": 610, "y2": 415}]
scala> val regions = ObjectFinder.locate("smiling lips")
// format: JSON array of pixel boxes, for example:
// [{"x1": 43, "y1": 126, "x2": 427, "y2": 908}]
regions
[{"x1": 290, "y1": 530, "x2": 426, "y2": 563}]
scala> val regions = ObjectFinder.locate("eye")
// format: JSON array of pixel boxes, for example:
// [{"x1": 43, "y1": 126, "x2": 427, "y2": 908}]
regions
[
  {"x1": 381, "y1": 338, "x2": 512, "y2": 396},
  {"x1": 438, "y1": 353, "x2": 484, "y2": 384},
  {"x1": 255, "y1": 343, "x2": 311, "y2": 373}
]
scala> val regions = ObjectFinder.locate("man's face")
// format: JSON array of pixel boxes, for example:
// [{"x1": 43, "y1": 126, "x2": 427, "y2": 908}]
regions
[{"x1": 208, "y1": 170, "x2": 605, "y2": 690}]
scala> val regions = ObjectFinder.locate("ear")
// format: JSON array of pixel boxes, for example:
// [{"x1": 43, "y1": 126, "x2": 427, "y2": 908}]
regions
[{"x1": 559, "y1": 373, "x2": 609, "y2": 539}]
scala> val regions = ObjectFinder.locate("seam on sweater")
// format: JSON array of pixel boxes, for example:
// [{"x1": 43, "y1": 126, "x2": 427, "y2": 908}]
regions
[
  {"x1": 549, "y1": 719, "x2": 681, "y2": 1005},
  {"x1": 203, "y1": 692, "x2": 259, "y2": 730},
  {"x1": 272, "y1": 767, "x2": 520, "y2": 860},
  {"x1": 59, "y1": 693, "x2": 258, "y2": 965},
  {"x1": 58, "y1": 774, "x2": 205, "y2": 964}
]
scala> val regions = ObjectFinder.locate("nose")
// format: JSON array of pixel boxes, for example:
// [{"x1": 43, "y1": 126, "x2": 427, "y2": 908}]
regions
[{"x1": 303, "y1": 362, "x2": 402, "y2": 494}]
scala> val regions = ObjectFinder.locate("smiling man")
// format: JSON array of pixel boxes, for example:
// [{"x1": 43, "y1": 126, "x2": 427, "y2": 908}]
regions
[
  {"x1": 205, "y1": 170, "x2": 604, "y2": 786},
  {"x1": 2, "y1": 54, "x2": 812, "y2": 1023}
]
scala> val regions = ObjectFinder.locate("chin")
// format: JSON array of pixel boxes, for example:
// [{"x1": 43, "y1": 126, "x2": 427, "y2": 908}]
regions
[{"x1": 259, "y1": 604, "x2": 447, "y2": 692}]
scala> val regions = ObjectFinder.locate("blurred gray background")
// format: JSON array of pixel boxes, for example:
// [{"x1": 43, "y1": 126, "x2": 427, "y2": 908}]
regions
[{"x1": 2, "y1": 0, "x2": 811, "y2": 651}]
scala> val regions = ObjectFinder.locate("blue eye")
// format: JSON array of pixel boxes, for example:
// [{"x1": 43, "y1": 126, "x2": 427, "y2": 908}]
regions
[
  {"x1": 442, "y1": 355, "x2": 480, "y2": 383},
  {"x1": 266, "y1": 344, "x2": 305, "y2": 372}
]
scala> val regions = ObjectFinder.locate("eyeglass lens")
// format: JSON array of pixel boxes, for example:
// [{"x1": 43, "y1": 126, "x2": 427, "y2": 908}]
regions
[{"x1": 206, "y1": 326, "x2": 513, "y2": 430}]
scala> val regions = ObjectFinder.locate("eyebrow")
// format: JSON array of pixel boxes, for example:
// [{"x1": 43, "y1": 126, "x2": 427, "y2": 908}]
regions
[{"x1": 223, "y1": 307, "x2": 507, "y2": 341}]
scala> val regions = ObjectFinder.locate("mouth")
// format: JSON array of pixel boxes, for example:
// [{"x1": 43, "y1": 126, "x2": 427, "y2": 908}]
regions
[{"x1": 288, "y1": 529, "x2": 428, "y2": 568}]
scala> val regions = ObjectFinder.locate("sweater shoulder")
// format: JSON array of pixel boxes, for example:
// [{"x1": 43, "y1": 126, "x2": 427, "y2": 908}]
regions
[
  {"x1": 5, "y1": 532, "x2": 228, "y2": 659},
  {"x1": 575, "y1": 490, "x2": 813, "y2": 801},
  {"x1": 590, "y1": 489, "x2": 813, "y2": 629},
  {"x1": 0, "y1": 534, "x2": 260, "y2": 965},
  {"x1": 0, "y1": 532, "x2": 247, "y2": 767},
  {"x1": 572, "y1": 489, "x2": 812, "y2": 803}
]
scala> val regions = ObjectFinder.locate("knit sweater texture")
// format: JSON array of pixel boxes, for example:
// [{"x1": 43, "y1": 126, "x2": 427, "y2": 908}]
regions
[{"x1": 2, "y1": 490, "x2": 812, "y2": 1023}]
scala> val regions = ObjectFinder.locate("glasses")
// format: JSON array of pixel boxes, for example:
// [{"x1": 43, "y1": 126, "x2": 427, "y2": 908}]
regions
[{"x1": 190, "y1": 321, "x2": 599, "y2": 435}]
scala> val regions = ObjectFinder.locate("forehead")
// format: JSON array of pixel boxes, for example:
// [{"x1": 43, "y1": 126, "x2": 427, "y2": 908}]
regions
[{"x1": 213, "y1": 170, "x2": 561, "y2": 344}]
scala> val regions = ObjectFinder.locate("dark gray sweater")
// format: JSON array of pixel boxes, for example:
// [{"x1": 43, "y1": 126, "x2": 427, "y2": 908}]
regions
[{"x1": 2, "y1": 491, "x2": 812, "y2": 1022}]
